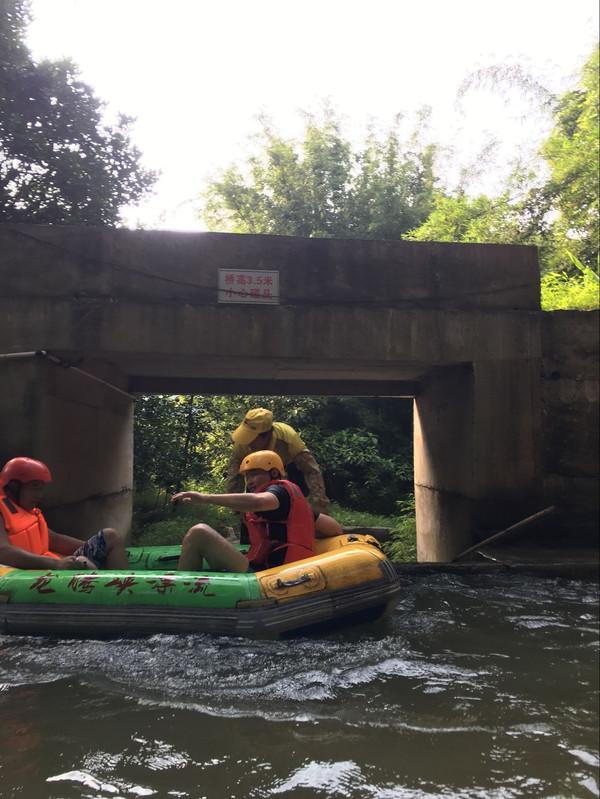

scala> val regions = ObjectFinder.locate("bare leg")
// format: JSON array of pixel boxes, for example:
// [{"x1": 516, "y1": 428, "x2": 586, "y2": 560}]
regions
[
  {"x1": 102, "y1": 528, "x2": 130, "y2": 570},
  {"x1": 315, "y1": 513, "x2": 343, "y2": 538},
  {"x1": 178, "y1": 524, "x2": 249, "y2": 573}
]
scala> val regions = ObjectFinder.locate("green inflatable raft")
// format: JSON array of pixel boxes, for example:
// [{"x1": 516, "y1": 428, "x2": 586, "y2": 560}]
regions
[{"x1": 0, "y1": 534, "x2": 400, "y2": 638}]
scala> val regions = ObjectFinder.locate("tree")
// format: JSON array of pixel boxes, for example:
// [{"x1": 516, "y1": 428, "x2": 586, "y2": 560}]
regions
[
  {"x1": 415, "y1": 45, "x2": 599, "y2": 279},
  {"x1": 299, "y1": 396, "x2": 413, "y2": 513},
  {"x1": 407, "y1": 187, "x2": 543, "y2": 246},
  {"x1": 203, "y1": 108, "x2": 438, "y2": 239},
  {"x1": 0, "y1": 0, "x2": 156, "y2": 225},
  {"x1": 541, "y1": 45, "x2": 599, "y2": 270}
]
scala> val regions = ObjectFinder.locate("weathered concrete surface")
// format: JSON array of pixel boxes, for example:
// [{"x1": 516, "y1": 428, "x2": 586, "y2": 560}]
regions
[
  {"x1": 541, "y1": 310, "x2": 599, "y2": 543},
  {"x1": 414, "y1": 360, "x2": 541, "y2": 561},
  {"x1": 0, "y1": 223, "x2": 571, "y2": 559},
  {"x1": 0, "y1": 225, "x2": 542, "y2": 397},
  {"x1": 1, "y1": 300, "x2": 542, "y2": 387},
  {"x1": 0, "y1": 358, "x2": 133, "y2": 538},
  {"x1": 414, "y1": 366, "x2": 474, "y2": 561},
  {"x1": 0, "y1": 225, "x2": 540, "y2": 308}
]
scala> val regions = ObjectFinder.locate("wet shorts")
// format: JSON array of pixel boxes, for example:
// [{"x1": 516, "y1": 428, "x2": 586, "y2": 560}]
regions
[{"x1": 73, "y1": 529, "x2": 108, "y2": 568}]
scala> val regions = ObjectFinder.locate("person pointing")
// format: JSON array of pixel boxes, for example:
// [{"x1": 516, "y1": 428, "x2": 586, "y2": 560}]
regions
[{"x1": 225, "y1": 408, "x2": 330, "y2": 514}]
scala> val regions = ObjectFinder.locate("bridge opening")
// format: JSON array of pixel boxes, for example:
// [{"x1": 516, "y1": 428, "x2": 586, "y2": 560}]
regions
[{"x1": 132, "y1": 392, "x2": 416, "y2": 561}]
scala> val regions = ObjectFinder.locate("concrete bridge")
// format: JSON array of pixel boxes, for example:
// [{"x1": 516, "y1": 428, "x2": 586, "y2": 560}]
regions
[{"x1": 0, "y1": 223, "x2": 560, "y2": 560}]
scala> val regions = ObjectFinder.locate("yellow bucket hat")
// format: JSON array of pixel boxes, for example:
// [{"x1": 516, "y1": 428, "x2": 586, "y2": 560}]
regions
[{"x1": 232, "y1": 408, "x2": 274, "y2": 446}]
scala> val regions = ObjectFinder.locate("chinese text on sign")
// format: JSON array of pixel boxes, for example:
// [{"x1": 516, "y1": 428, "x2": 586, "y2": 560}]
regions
[{"x1": 217, "y1": 270, "x2": 280, "y2": 304}]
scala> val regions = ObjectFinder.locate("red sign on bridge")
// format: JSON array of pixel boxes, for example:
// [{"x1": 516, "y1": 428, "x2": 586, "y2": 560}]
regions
[{"x1": 218, "y1": 269, "x2": 280, "y2": 304}]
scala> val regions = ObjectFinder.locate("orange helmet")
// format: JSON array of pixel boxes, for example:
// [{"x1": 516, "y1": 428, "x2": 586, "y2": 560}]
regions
[
  {"x1": 239, "y1": 450, "x2": 284, "y2": 476},
  {"x1": 0, "y1": 457, "x2": 52, "y2": 487}
]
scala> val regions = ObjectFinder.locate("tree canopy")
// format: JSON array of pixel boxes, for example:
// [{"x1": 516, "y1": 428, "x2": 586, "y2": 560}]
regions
[
  {"x1": 541, "y1": 45, "x2": 599, "y2": 270},
  {"x1": 204, "y1": 108, "x2": 438, "y2": 239},
  {"x1": 0, "y1": 0, "x2": 157, "y2": 225},
  {"x1": 204, "y1": 46, "x2": 598, "y2": 285},
  {"x1": 409, "y1": 45, "x2": 599, "y2": 277}
]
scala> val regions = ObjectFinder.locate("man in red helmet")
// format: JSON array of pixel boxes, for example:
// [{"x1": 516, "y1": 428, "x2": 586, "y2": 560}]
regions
[
  {"x1": 172, "y1": 450, "x2": 341, "y2": 573},
  {"x1": 0, "y1": 457, "x2": 129, "y2": 570}
]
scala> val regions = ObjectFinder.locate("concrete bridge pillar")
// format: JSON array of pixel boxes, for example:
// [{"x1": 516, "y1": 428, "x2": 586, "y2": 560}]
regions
[
  {"x1": 0, "y1": 356, "x2": 133, "y2": 538},
  {"x1": 414, "y1": 360, "x2": 541, "y2": 561}
]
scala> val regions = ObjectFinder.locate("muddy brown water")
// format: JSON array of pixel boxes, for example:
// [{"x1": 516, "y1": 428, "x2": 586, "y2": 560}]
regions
[{"x1": 0, "y1": 573, "x2": 597, "y2": 799}]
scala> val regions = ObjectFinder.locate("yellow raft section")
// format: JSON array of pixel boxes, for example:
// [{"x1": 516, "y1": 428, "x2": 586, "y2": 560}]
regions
[{"x1": 255, "y1": 533, "x2": 390, "y2": 602}]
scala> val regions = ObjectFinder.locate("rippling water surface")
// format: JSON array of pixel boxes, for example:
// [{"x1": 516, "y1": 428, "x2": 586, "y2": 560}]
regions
[{"x1": 0, "y1": 573, "x2": 597, "y2": 799}]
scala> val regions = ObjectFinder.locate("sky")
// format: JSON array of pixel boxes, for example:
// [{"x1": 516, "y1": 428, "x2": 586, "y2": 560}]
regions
[{"x1": 26, "y1": 0, "x2": 599, "y2": 231}]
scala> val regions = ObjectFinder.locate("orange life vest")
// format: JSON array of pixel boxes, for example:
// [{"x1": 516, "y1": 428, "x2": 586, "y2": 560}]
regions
[
  {"x1": 0, "y1": 490, "x2": 59, "y2": 558},
  {"x1": 245, "y1": 479, "x2": 315, "y2": 568}
]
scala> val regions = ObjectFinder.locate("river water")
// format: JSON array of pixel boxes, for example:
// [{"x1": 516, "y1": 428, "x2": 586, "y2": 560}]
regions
[{"x1": 0, "y1": 572, "x2": 597, "y2": 799}]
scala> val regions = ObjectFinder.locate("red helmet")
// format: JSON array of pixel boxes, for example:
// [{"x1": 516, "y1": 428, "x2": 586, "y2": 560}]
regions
[{"x1": 0, "y1": 457, "x2": 52, "y2": 487}]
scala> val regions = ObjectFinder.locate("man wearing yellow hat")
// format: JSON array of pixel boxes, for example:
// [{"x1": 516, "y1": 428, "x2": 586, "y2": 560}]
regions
[{"x1": 226, "y1": 408, "x2": 330, "y2": 514}]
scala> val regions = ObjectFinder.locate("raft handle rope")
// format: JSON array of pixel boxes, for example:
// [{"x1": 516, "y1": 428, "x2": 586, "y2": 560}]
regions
[{"x1": 275, "y1": 573, "x2": 311, "y2": 589}]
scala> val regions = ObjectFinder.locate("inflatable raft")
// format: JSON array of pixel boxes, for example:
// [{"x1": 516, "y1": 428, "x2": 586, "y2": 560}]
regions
[{"x1": 0, "y1": 534, "x2": 400, "y2": 638}]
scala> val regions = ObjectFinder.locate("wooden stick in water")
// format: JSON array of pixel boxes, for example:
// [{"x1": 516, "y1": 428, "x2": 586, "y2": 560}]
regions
[{"x1": 452, "y1": 506, "x2": 557, "y2": 562}]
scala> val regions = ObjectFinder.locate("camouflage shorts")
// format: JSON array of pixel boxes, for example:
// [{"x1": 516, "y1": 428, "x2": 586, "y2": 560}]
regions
[{"x1": 73, "y1": 529, "x2": 108, "y2": 568}]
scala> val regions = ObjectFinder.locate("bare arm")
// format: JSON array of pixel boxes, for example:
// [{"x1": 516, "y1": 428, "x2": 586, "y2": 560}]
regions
[
  {"x1": 225, "y1": 455, "x2": 244, "y2": 494},
  {"x1": 172, "y1": 491, "x2": 280, "y2": 514},
  {"x1": 48, "y1": 529, "x2": 86, "y2": 555},
  {"x1": 292, "y1": 450, "x2": 330, "y2": 512}
]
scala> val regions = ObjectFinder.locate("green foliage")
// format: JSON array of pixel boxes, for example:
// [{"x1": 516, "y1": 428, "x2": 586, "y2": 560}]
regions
[
  {"x1": 541, "y1": 46, "x2": 599, "y2": 270},
  {"x1": 326, "y1": 498, "x2": 416, "y2": 563},
  {"x1": 410, "y1": 45, "x2": 599, "y2": 277},
  {"x1": 382, "y1": 494, "x2": 417, "y2": 562},
  {"x1": 0, "y1": 0, "x2": 156, "y2": 224},
  {"x1": 203, "y1": 47, "x2": 598, "y2": 279},
  {"x1": 132, "y1": 501, "x2": 238, "y2": 547},
  {"x1": 134, "y1": 394, "x2": 413, "y2": 516},
  {"x1": 133, "y1": 395, "x2": 226, "y2": 493},
  {"x1": 407, "y1": 188, "x2": 542, "y2": 246},
  {"x1": 383, "y1": 516, "x2": 417, "y2": 563},
  {"x1": 541, "y1": 252, "x2": 600, "y2": 311},
  {"x1": 325, "y1": 503, "x2": 396, "y2": 530},
  {"x1": 204, "y1": 108, "x2": 438, "y2": 239},
  {"x1": 301, "y1": 397, "x2": 413, "y2": 513}
]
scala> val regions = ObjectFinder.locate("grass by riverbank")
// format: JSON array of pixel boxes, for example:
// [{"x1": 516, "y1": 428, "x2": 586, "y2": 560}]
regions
[
  {"x1": 131, "y1": 497, "x2": 236, "y2": 546},
  {"x1": 326, "y1": 503, "x2": 416, "y2": 562},
  {"x1": 131, "y1": 494, "x2": 417, "y2": 562}
]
